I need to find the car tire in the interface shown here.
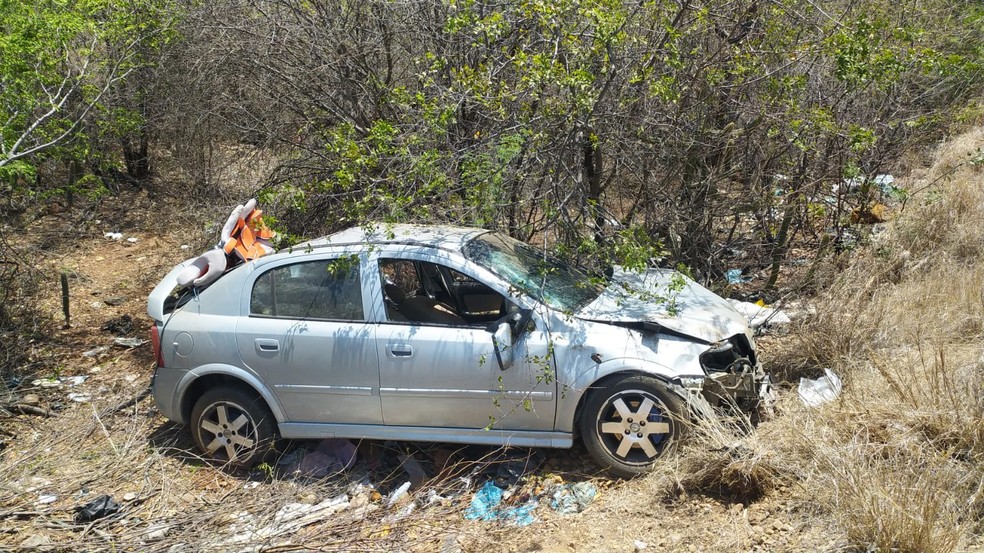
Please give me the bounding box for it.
[580,375,688,479]
[190,386,277,468]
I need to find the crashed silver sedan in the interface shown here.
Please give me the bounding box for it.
[148,224,771,477]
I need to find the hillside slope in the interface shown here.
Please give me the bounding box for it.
[3,128,984,552]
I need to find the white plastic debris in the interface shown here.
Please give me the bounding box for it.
[180,244,191,250]
[114,337,147,348]
[727,299,792,329]
[32,378,62,388]
[67,392,91,403]
[64,375,87,386]
[798,369,843,407]
[126,237,139,243]
[83,346,110,358]
[38,494,58,504]
[386,481,411,507]
[104,232,123,240]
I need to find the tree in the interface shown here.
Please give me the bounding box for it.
[0,0,176,192]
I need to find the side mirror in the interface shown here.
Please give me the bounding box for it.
[510,308,534,336]
[491,321,514,371]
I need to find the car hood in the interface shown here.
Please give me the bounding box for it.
[577,267,750,343]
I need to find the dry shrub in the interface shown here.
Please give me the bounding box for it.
[895,128,984,261]
[670,412,791,503]
[861,348,984,461]
[814,440,969,553]
[787,126,984,377]
[754,126,984,549]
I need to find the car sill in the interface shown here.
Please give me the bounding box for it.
[278,422,572,449]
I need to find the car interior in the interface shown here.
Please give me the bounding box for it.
[379,259,509,327]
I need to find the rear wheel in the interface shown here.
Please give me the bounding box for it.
[190,386,276,468]
[580,375,687,478]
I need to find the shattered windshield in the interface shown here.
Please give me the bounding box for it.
[463,232,605,312]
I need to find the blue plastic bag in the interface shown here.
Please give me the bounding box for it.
[464,481,537,526]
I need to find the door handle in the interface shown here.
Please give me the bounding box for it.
[390,345,413,358]
[255,338,280,353]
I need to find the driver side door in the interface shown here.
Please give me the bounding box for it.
[374,253,557,431]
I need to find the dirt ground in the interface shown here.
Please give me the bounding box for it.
[1,189,848,552]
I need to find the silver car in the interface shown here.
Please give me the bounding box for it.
[148,224,771,478]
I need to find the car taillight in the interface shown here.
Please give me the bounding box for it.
[150,324,164,367]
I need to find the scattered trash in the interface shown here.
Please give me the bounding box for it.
[282,439,357,479]
[64,375,87,386]
[799,369,843,407]
[38,494,58,505]
[386,482,411,507]
[548,481,597,514]
[398,453,430,488]
[126,237,139,243]
[383,501,416,522]
[90,301,104,309]
[75,495,121,523]
[318,438,357,469]
[725,269,751,285]
[32,378,62,388]
[104,232,123,240]
[294,451,345,479]
[727,299,792,329]
[224,494,351,546]
[101,315,134,336]
[67,392,91,403]
[180,244,191,250]
[487,449,545,487]
[82,346,109,357]
[144,524,169,540]
[464,481,537,526]
[634,540,649,551]
[114,337,147,348]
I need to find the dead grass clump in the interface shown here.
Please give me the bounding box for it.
[847,346,984,463]
[784,258,887,371]
[815,441,969,553]
[895,130,984,261]
[670,415,790,504]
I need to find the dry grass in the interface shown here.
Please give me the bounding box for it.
[0,390,492,552]
[727,125,984,552]
[654,125,984,552]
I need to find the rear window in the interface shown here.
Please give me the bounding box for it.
[250,258,364,321]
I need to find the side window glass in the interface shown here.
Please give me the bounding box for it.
[250,258,364,321]
[379,259,508,326]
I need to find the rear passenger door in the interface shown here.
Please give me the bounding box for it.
[236,255,382,425]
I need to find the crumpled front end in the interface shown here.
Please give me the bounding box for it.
[696,334,774,414]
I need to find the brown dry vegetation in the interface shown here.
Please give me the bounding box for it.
[4,127,984,552]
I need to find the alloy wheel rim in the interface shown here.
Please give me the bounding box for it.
[199,401,257,463]
[595,389,671,465]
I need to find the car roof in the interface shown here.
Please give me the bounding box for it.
[297,223,491,253]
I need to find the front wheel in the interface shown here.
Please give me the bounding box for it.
[580,375,687,478]
[190,386,276,468]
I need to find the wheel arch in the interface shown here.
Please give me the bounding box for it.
[177,365,284,425]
